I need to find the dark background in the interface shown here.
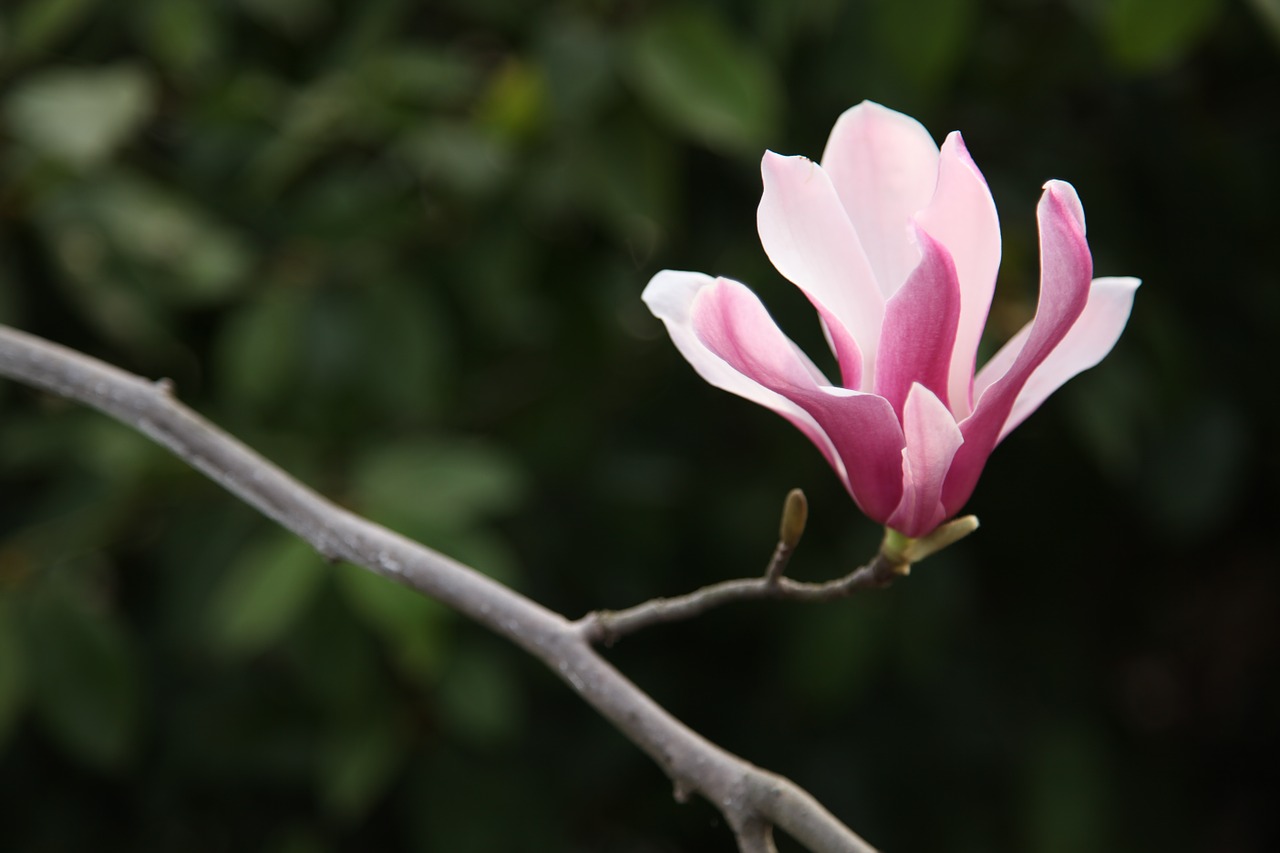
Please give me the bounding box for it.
[1,0,1277,850]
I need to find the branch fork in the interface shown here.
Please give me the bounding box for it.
[0,323,925,853]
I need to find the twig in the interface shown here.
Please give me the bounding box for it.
[578,485,905,646]
[580,553,901,645]
[0,324,878,853]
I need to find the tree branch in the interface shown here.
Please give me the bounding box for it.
[0,324,879,853]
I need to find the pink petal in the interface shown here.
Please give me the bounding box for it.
[688,278,908,522]
[819,101,941,297]
[757,151,878,385]
[997,275,1140,440]
[941,180,1094,514]
[886,383,965,538]
[642,271,847,479]
[915,132,1002,419]
[874,225,962,416]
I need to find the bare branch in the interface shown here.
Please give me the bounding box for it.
[0,324,879,853]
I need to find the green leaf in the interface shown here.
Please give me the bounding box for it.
[357,47,481,109]
[1101,0,1223,70]
[206,534,326,658]
[91,177,251,304]
[626,8,780,155]
[215,287,306,411]
[351,439,525,535]
[3,64,155,169]
[24,583,141,769]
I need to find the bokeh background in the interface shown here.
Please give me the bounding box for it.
[1,0,1277,850]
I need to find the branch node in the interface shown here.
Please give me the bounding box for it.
[153,377,176,396]
[579,612,616,647]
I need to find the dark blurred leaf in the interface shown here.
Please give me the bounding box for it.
[1247,0,1280,41]
[1023,725,1115,853]
[237,0,331,36]
[206,533,326,658]
[477,59,547,142]
[0,597,27,748]
[260,825,334,853]
[351,439,525,534]
[215,286,307,410]
[782,599,889,709]
[584,116,677,254]
[37,174,251,306]
[1140,399,1248,541]
[626,7,780,155]
[3,64,155,169]
[436,644,522,745]
[358,48,482,110]
[137,0,224,78]
[24,580,141,769]
[752,0,848,53]
[1100,0,1224,69]
[536,13,618,123]
[395,121,513,198]
[2,0,99,63]
[336,563,451,687]
[871,0,976,91]
[316,704,405,820]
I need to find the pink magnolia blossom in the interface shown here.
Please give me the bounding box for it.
[643,102,1138,539]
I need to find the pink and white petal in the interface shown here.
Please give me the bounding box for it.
[643,271,848,480]
[915,132,1002,419]
[758,151,882,378]
[812,388,908,524]
[973,321,1030,403]
[818,314,864,391]
[997,276,1140,441]
[819,101,941,296]
[941,180,1095,514]
[886,383,965,538]
[689,275,833,391]
[874,225,961,417]
[687,276,908,522]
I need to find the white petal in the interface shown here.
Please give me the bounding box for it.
[820,101,941,296]
[757,151,883,379]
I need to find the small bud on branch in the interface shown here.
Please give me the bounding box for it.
[779,488,808,548]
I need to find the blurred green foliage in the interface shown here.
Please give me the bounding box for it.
[1,0,1277,850]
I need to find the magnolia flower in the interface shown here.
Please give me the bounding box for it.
[643,102,1138,539]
